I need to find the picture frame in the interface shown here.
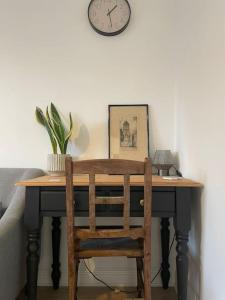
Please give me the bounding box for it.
[108,104,150,161]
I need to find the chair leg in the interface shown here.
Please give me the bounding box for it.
[144,240,151,300]
[136,258,144,298]
[74,258,80,300]
[68,260,75,300]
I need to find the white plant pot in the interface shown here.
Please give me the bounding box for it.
[47,154,69,176]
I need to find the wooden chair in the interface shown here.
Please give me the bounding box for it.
[65,157,152,300]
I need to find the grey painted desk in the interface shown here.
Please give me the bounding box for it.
[17,175,202,300]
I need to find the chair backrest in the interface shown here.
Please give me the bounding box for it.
[65,157,152,233]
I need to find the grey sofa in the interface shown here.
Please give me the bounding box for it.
[0,168,44,300]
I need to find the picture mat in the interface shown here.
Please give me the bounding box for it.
[109,106,149,161]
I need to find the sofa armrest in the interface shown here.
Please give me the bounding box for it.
[0,168,44,300]
[0,214,26,300]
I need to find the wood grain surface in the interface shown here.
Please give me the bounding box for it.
[16,175,202,187]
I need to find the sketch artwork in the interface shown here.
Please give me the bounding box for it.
[120,115,137,148]
[109,105,149,160]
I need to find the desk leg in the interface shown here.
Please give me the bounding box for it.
[176,230,189,300]
[51,217,61,289]
[174,187,191,300]
[27,230,40,300]
[160,218,170,289]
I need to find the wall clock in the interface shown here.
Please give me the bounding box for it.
[88,0,131,36]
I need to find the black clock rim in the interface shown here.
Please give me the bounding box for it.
[88,0,131,37]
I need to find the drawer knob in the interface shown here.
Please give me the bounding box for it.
[140,199,144,207]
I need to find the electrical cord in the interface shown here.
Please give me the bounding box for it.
[151,233,176,283]
[83,232,176,293]
[83,259,135,294]
[83,259,114,291]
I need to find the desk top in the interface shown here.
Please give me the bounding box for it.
[16,175,202,188]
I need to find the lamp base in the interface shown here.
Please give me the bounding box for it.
[159,169,170,176]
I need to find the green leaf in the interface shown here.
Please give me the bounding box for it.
[50,103,61,122]
[35,107,46,126]
[69,112,73,131]
[36,103,73,155]
[35,106,58,154]
[51,118,65,153]
[46,107,51,124]
[50,136,58,154]
[50,103,65,145]
[63,113,73,154]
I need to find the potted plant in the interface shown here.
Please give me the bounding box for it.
[35,103,73,175]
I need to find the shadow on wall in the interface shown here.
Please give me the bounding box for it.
[69,120,108,159]
[68,116,90,158]
[148,110,155,158]
[187,188,202,300]
[74,124,90,156]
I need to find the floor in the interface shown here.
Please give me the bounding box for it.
[18,287,177,300]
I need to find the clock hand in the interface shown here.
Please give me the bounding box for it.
[107,9,113,27]
[107,5,117,16]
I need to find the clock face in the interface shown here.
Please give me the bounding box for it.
[88,0,131,36]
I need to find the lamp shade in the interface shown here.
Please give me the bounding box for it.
[153,150,174,175]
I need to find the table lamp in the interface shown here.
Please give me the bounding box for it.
[153,150,174,176]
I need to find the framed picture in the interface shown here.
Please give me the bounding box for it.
[108,104,149,161]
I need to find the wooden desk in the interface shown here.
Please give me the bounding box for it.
[17,175,202,300]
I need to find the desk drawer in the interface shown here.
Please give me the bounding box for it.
[41,190,108,214]
[40,190,175,216]
[41,191,86,211]
[107,190,175,216]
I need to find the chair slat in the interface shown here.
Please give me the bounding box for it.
[75,227,145,240]
[123,174,130,230]
[78,249,143,258]
[73,159,145,175]
[89,173,96,231]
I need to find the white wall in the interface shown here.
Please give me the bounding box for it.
[0,0,176,287]
[175,1,225,299]
[0,0,176,168]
